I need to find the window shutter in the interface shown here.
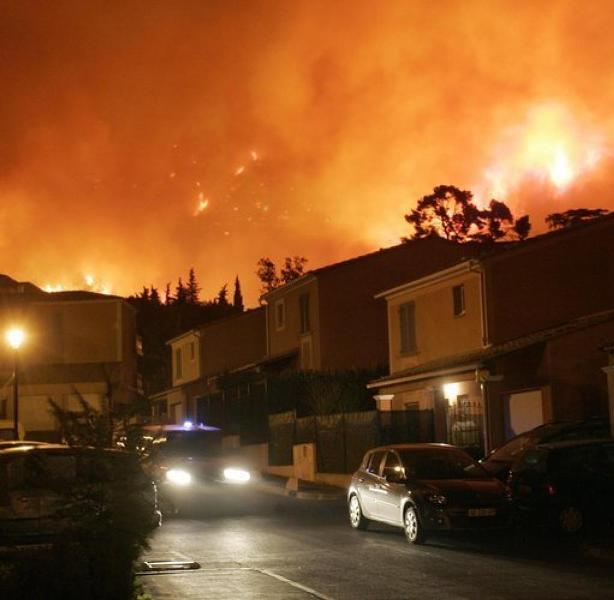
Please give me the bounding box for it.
[399,302,416,353]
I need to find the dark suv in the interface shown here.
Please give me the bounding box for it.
[508,438,614,534]
[481,419,610,481]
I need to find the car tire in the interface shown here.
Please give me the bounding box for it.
[348,494,370,530]
[557,504,584,535]
[404,505,426,545]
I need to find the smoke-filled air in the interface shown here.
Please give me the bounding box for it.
[2,0,614,303]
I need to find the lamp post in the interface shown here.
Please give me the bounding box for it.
[5,327,25,440]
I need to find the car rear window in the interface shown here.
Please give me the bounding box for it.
[2,451,147,490]
[399,449,490,480]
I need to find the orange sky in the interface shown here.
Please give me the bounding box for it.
[2,1,614,304]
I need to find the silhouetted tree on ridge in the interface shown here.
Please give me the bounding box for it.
[405,185,531,243]
[546,208,610,230]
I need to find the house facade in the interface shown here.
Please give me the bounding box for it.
[152,307,267,441]
[262,237,482,374]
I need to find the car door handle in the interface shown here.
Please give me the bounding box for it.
[358,478,364,483]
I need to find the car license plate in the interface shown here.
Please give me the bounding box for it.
[468,508,497,517]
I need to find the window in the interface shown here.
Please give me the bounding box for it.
[275,299,286,330]
[452,284,465,316]
[136,336,144,356]
[175,348,183,380]
[299,293,310,333]
[367,451,386,475]
[399,301,416,354]
[382,452,403,479]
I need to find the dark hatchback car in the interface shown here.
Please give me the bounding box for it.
[481,418,610,481]
[0,444,161,547]
[348,444,511,544]
[508,438,614,534]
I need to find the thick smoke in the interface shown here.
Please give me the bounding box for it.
[1,1,613,303]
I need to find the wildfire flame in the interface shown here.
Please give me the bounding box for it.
[481,102,604,198]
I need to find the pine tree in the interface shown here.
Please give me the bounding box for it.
[233,276,244,312]
[186,268,200,304]
[150,286,161,305]
[175,277,187,304]
[217,284,229,307]
[140,286,150,302]
[164,282,173,305]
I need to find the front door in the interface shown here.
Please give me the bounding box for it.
[358,450,386,519]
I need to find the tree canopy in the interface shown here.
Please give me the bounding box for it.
[405,185,531,243]
[256,256,308,295]
[545,208,610,230]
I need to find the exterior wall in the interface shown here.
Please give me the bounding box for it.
[0,298,139,439]
[317,238,480,370]
[201,308,266,377]
[485,318,614,450]
[485,216,614,344]
[266,278,320,368]
[386,271,483,374]
[170,331,201,387]
[28,300,124,364]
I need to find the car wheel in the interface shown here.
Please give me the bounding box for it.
[348,494,369,530]
[558,505,584,535]
[404,505,426,545]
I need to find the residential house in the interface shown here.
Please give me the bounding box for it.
[261,237,482,375]
[152,307,267,441]
[0,278,140,441]
[369,215,614,454]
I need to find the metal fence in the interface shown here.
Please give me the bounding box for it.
[268,409,435,473]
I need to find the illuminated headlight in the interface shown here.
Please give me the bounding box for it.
[166,468,192,486]
[223,467,251,484]
[426,493,447,506]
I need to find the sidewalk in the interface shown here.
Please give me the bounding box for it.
[255,473,346,501]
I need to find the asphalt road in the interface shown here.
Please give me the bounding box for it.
[140,488,614,600]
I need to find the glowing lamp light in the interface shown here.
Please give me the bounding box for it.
[183,420,193,430]
[6,328,25,350]
[443,383,460,403]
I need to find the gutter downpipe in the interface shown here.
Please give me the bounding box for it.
[470,260,491,455]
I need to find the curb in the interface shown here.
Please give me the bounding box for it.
[254,478,345,501]
[581,542,614,564]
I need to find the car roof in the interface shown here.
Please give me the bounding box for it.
[536,437,614,451]
[0,440,48,448]
[141,423,221,433]
[0,444,134,457]
[366,443,456,453]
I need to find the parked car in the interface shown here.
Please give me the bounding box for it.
[508,438,614,535]
[0,444,161,548]
[348,444,511,545]
[141,423,259,511]
[481,418,610,481]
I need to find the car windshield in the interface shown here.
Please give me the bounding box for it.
[487,423,570,462]
[399,449,490,480]
[153,430,223,457]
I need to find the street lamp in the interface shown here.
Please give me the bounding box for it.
[5,327,25,440]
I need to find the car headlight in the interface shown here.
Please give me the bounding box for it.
[426,493,447,506]
[166,468,192,486]
[223,467,251,484]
